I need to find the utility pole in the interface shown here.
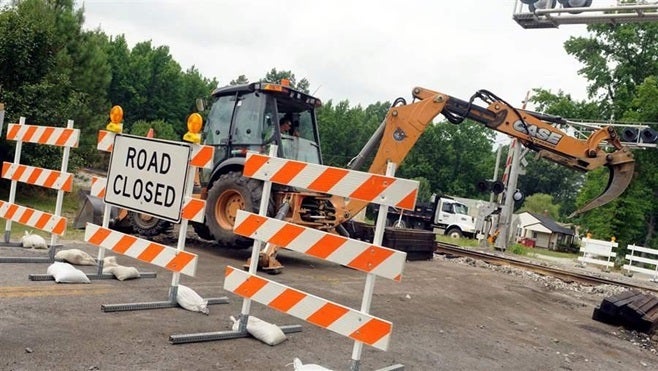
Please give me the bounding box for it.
[495,139,522,251]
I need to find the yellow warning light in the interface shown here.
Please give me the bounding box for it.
[106,105,124,133]
[109,105,123,124]
[187,113,203,133]
[183,113,203,144]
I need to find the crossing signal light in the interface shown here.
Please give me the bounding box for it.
[477,180,505,195]
[641,127,658,143]
[620,127,658,144]
[525,0,557,12]
[621,127,639,142]
[559,0,592,13]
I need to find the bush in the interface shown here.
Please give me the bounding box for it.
[508,243,528,256]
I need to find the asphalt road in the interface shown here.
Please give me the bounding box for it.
[1,236,656,370]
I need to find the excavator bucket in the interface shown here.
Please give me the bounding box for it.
[73,190,116,228]
[570,161,635,217]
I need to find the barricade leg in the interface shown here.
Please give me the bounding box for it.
[169,146,296,344]
[97,164,228,312]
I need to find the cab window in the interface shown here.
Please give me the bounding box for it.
[232,93,265,144]
[205,95,234,145]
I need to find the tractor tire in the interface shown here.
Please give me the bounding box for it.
[205,171,264,249]
[128,212,172,237]
[191,221,213,241]
[446,227,463,239]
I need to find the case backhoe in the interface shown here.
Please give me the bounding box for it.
[79,83,633,272]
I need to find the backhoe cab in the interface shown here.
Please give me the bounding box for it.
[192,81,347,259]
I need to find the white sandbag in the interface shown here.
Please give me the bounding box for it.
[21,231,47,249]
[111,265,140,281]
[102,265,115,275]
[47,262,90,284]
[231,315,287,346]
[292,358,332,371]
[176,284,209,314]
[54,248,96,265]
[103,256,118,267]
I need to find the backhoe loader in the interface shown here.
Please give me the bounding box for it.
[80,82,634,271]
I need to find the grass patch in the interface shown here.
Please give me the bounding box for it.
[436,234,481,248]
[528,248,578,259]
[508,243,528,256]
[0,183,86,242]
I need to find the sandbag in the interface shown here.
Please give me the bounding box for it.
[231,315,287,346]
[47,262,90,284]
[292,358,332,371]
[111,265,140,281]
[55,248,96,265]
[176,285,209,314]
[103,256,118,267]
[21,231,47,249]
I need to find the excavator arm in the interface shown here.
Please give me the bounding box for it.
[345,87,634,219]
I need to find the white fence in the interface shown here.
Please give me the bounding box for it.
[624,244,658,282]
[578,237,617,271]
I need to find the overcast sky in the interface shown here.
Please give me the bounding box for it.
[78,0,616,109]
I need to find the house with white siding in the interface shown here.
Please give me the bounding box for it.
[513,212,575,250]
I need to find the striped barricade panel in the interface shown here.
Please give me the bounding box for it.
[97,130,115,152]
[2,162,73,192]
[91,178,205,222]
[84,223,198,276]
[224,266,392,351]
[97,132,215,171]
[91,176,106,198]
[6,124,80,148]
[181,197,205,222]
[243,153,419,210]
[0,200,67,235]
[190,144,214,169]
[234,210,405,281]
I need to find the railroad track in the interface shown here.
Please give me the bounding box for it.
[435,242,658,294]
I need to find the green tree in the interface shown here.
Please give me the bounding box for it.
[564,22,658,118]
[229,74,249,85]
[129,119,178,141]
[518,193,560,220]
[541,23,658,248]
[0,0,111,169]
[399,119,496,198]
[262,68,310,93]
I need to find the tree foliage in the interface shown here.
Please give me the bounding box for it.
[542,23,658,248]
[518,193,560,220]
[0,1,217,170]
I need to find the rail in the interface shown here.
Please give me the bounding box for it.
[435,242,658,294]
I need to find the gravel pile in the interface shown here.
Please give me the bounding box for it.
[437,255,629,297]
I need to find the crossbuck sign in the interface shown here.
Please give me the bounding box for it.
[105,134,190,222]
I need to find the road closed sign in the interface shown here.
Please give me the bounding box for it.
[105,134,191,222]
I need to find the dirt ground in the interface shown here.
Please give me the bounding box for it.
[1,233,657,371]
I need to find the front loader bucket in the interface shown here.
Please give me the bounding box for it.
[73,190,116,228]
[570,161,635,217]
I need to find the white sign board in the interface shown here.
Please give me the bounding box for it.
[105,134,190,222]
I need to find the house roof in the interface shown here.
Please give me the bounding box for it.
[529,213,574,236]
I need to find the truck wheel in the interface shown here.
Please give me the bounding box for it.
[128,212,172,237]
[393,219,407,229]
[205,171,264,249]
[386,217,406,228]
[446,228,463,239]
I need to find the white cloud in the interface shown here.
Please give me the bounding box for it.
[80,0,607,108]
